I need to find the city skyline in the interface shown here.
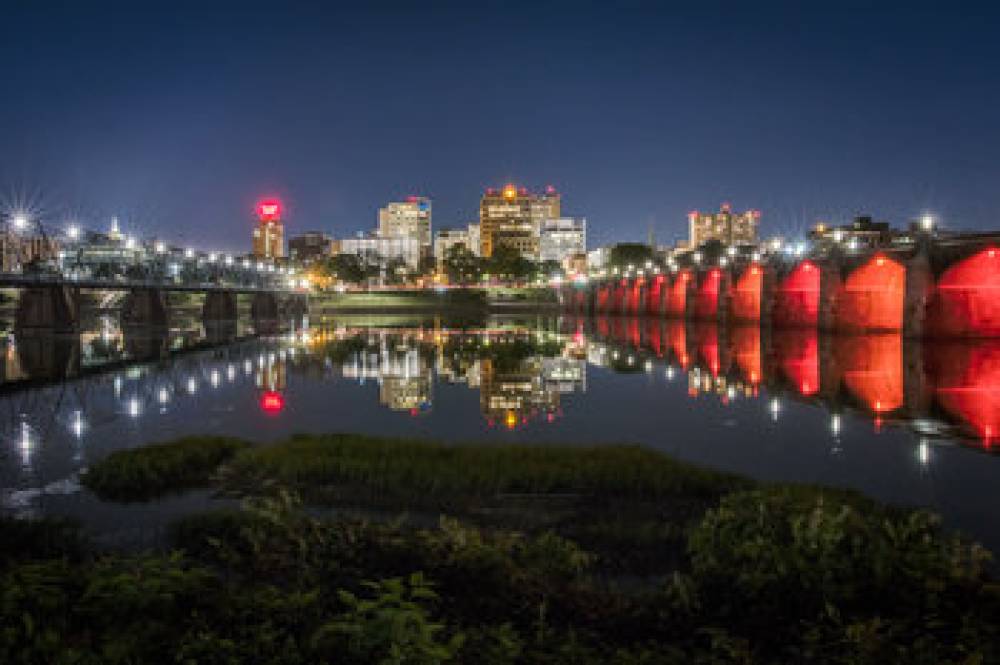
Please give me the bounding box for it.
[2,2,998,252]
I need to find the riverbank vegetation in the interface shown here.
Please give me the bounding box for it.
[6,434,998,663]
[81,436,249,501]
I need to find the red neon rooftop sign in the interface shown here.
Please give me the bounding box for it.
[257,199,282,221]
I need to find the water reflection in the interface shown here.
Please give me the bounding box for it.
[577,316,999,448]
[1,313,999,533]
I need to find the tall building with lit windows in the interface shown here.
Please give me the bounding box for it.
[478,184,560,258]
[252,199,285,259]
[379,197,432,249]
[688,203,759,248]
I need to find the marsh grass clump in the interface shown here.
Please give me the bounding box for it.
[82,436,250,501]
[222,433,749,504]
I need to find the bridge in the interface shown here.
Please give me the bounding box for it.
[0,217,307,331]
[560,234,1000,338]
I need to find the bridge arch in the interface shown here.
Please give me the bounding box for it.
[773,261,820,329]
[835,254,905,332]
[927,247,1000,337]
[731,264,763,322]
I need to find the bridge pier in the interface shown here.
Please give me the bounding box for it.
[121,288,169,328]
[251,292,280,321]
[281,294,309,320]
[203,291,238,322]
[14,332,81,380]
[15,286,79,332]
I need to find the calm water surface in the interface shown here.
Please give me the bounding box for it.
[1,313,998,551]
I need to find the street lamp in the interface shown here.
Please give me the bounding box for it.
[66,225,81,241]
[920,214,935,232]
[12,214,29,231]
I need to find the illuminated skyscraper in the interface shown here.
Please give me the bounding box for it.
[688,203,759,248]
[252,199,285,259]
[479,184,560,258]
[379,196,432,249]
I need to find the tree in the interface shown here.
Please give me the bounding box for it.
[608,243,654,270]
[487,246,535,283]
[319,254,368,284]
[443,245,482,284]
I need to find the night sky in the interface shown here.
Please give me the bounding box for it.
[1,1,998,252]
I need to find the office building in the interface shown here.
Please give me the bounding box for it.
[479,184,560,258]
[688,203,759,248]
[378,197,432,248]
[339,233,421,270]
[466,223,481,256]
[288,231,334,264]
[538,217,586,263]
[252,199,285,259]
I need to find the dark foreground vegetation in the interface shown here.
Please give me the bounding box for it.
[8,434,999,663]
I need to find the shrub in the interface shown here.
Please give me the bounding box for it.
[311,573,464,664]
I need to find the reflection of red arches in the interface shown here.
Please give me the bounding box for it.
[926,341,1000,445]
[666,271,690,317]
[645,318,663,356]
[694,269,721,320]
[732,264,762,321]
[928,247,1000,337]
[774,261,820,328]
[731,325,762,385]
[694,323,721,376]
[667,320,689,368]
[596,315,611,338]
[772,329,819,396]
[836,335,903,413]
[627,317,642,348]
[836,254,905,331]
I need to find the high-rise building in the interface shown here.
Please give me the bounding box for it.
[466,223,481,256]
[378,197,432,248]
[538,217,586,263]
[338,233,421,270]
[479,184,560,258]
[252,199,285,259]
[288,231,334,264]
[688,203,759,248]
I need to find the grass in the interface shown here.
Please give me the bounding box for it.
[81,436,250,501]
[220,433,749,503]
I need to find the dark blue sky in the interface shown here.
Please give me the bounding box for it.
[1,1,998,252]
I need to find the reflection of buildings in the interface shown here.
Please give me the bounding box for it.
[479,356,561,428]
[341,335,433,412]
[256,355,287,391]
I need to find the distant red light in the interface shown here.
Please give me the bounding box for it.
[260,390,285,414]
[257,199,282,222]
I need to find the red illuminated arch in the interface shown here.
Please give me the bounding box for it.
[666,271,690,317]
[773,261,820,328]
[731,264,762,322]
[836,254,905,332]
[694,269,721,320]
[928,247,1000,337]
